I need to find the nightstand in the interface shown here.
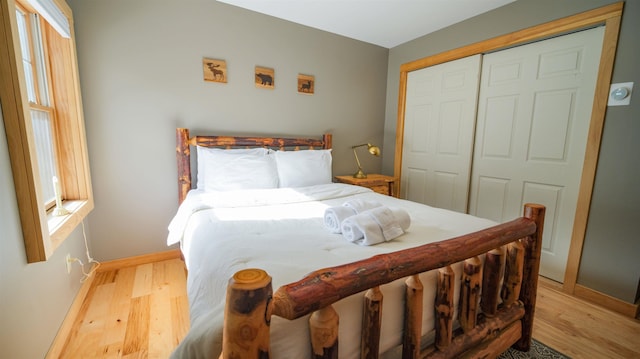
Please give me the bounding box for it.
[334,174,398,197]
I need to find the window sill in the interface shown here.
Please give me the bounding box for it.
[47,199,94,253]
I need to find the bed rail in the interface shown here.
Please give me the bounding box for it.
[220,203,545,358]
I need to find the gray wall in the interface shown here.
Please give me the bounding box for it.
[382,0,640,303]
[0,106,89,357]
[1,0,387,356]
[2,2,635,356]
[68,0,389,261]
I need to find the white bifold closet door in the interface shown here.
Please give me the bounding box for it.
[469,27,605,282]
[401,26,604,282]
[401,54,482,212]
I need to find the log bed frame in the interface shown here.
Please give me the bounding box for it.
[175,128,545,359]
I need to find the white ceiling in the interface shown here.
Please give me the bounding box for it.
[217,0,516,48]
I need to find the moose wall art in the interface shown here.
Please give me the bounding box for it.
[203,58,227,83]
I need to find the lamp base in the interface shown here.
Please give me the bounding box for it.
[353,169,367,179]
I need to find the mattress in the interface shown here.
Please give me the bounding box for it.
[167,183,496,358]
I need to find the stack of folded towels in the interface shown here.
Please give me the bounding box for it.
[323,199,411,246]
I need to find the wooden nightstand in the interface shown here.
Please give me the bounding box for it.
[334,174,398,197]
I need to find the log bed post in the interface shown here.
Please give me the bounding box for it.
[514,203,545,351]
[501,241,525,307]
[459,256,482,332]
[310,305,339,359]
[220,269,272,359]
[481,247,505,317]
[176,128,192,205]
[435,265,455,350]
[361,287,383,359]
[403,275,423,359]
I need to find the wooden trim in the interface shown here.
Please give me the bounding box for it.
[49,199,93,251]
[47,22,92,200]
[1,0,94,262]
[45,265,96,359]
[1,0,50,261]
[399,2,623,73]
[563,13,623,293]
[96,249,182,272]
[394,2,624,297]
[574,284,640,318]
[393,69,408,198]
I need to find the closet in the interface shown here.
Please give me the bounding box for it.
[399,27,604,282]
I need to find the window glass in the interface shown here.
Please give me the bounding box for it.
[15,8,37,102]
[15,4,58,208]
[31,108,57,205]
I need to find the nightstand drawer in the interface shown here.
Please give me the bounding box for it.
[334,174,398,197]
[369,184,392,196]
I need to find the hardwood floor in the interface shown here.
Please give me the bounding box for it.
[533,278,640,359]
[59,258,189,358]
[59,258,640,358]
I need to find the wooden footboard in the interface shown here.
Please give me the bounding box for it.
[219,203,545,358]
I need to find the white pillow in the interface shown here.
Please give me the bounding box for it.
[274,149,332,188]
[196,146,278,191]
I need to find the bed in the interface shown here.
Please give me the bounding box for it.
[169,128,545,359]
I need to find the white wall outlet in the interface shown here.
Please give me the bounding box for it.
[608,82,633,106]
[66,254,72,273]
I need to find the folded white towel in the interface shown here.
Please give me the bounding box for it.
[369,207,404,241]
[324,199,383,233]
[342,199,383,213]
[341,207,411,245]
[342,212,385,245]
[324,206,357,233]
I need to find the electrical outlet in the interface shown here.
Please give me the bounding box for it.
[66,254,72,274]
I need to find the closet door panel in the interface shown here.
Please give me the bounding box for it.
[401,54,482,212]
[469,27,605,282]
[474,176,509,222]
[404,168,428,204]
[522,182,562,254]
[480,96,517,158]
[529,90,574,161]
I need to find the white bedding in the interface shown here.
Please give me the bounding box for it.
[168,183,496,358]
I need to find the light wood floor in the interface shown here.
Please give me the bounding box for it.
[59,257,189,358]
[59,258,640,358]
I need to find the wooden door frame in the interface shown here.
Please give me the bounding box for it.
[394,3,625,307]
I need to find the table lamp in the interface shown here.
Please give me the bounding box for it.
[351,143,380,178]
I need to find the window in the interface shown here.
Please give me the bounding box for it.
[15,3,58,209]
[0,0,93,263]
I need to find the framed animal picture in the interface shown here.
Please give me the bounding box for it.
[297,74,315,95]
[255,66,275,89]
[203,58,227,83]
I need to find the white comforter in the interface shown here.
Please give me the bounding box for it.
[168,183,496,358]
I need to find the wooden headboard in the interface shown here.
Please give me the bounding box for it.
[175,128,333,204]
